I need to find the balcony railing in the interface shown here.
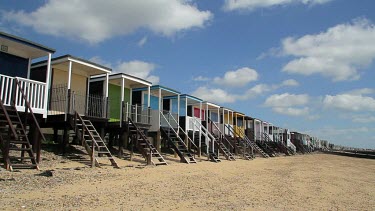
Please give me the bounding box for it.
[49,84,108,118]
[123,103,151,125]
[0,74,47,116]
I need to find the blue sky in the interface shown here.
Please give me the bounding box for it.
[1,0,375,148]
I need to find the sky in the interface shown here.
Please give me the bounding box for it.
[1,0,375,149]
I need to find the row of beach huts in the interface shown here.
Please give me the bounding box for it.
[0,31,332,171]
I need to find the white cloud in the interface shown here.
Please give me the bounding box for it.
[3,0,212,44]
[191,86,236,103]
[90,57,159,84]
[264,93,311,117]
[213,67,258,87]
[281,18,375,81]
[242,84,273,99]
[137,36,148,47]
[281,79,299,87]
[116,60,159,84]
[223,0,333,11]
[273,107,310,116]
[191,79,299,103]
[351,115,375,123]
[89,56,113,69]
[193,76,210,82]
[323,94,375,112]
[264,93,309,107]
[342,88,374,96]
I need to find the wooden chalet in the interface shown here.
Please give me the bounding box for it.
[135,85,198,164]
[0,31,55,170]
[31,54,119,168]
[0,31,321,171]
[89,73,167,166]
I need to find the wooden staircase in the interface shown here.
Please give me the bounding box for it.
[160,126,197,164]
[0,102,39,171]
[0,78,47,171]
[73,112,119,168]
[225,124,269,159]
[208,151,221,163]
[215,136,236,161]
[233,137,254,160]
[293,139,307,154]
[128,118,167,166]
[190,119,226,162]
[279,141,296,155]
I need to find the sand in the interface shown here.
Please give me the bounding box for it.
[0,150,374,210]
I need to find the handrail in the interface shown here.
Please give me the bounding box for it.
[16,77,46,85]
[207,117,234,149]
[190,118,217,151]
[75,111,98,148]
[14,79,46,143]
[225,123,257,149]
[160,111,199,150]
[74,111,97,167]
[128,117,151,148]
[165,111,199,150]
[124,102,151,124]
[0,99,18,140]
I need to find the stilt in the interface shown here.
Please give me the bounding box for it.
[33,126,42,163]
[100,127,105,139]
[156,131,161,153]
[118,131,127,157]
[53,127,59,143]
[62,127,69,152]
[108,132,114,147]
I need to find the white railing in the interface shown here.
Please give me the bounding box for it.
[191,118,217,154]
[123,103,151,125]
[287,139,297,153]
[160,111,198,150]
[187,116,201,131]
[0,74,47,115]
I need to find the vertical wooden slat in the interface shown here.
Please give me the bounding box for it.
[4,77,9,104]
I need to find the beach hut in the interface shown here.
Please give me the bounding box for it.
[291,132,309,153]
[227,111,255,159]
[31,55,119,168]
[262,121,273,142]
[136,85,198,164]
[220,107,234,137]
[242,116,270,158]
[233,112,245,138]
[31,55,111,120]
[89,73,167,166]
[177,95,202,139]
[252,120,276,157]
[0,31,55,170]
[283,128,296,154]
[200,102,235,161]
[90,73,152,126]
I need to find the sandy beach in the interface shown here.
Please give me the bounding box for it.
[1,149,374,210]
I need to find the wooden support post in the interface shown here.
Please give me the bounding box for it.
[53,127,59,144]
[33,126,42,163]
[147,147,152,165]
[100,127,105,139]
[130,134,134,161]
[118,131,127,157]
[108,132,114,148]
[91,139,95,168]
[156,131,161,153]
[62,127,69,153]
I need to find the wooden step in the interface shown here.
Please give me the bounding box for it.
[11,164,38,168]
[9,147,32,151]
